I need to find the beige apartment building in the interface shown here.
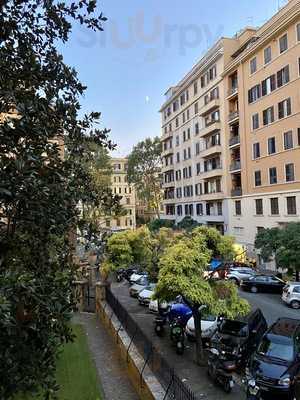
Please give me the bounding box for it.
[224,0,300,261]
[107,158,136,231]
[160,0,300,263]
[160,37,243,234]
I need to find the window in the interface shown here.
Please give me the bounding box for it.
[194,102,198,114]
[255,199,263,215]
[261,75,276,96]
[195,142,200,155]
[176,152,180,163]
[297,23,300,42]
[194,81,198,95]
[269,167,277,184]
[287,196,297,215]
[284,130,293,150]
[187,108,190,120]
[176,118,179,128]
[195,183,202,196]
[253,142,260,159]
[278,98,291,119]
[176,188,182,198]
[187,128,191,140]
[285,163,295,182]
[264,46,272,64]
[195,123,199,135]
[270,198,279,215]
[277,65,289,87]
[182,112,185,123]
[250,57,257,74]
[268,137,276,155]
[180,93,185,106]
[279,33,288,53]
[196,162,201,175]
[176,135,179,146]
[177,205,182,216]
[252,113,259,130]
[263,106,274,125]
[248,85,261,103]
[255,170,262,187]
[209,65,217,80]
[196,203,203,216]
[126,197,130,205]
[217,202,223,216]
[235,200,242,216]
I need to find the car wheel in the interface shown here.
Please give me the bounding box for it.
[291,300,300,310]
[250,286,258,293]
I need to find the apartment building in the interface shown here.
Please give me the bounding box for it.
[107,158,136,231]
[224,0,300,261]
[160,38,240,234]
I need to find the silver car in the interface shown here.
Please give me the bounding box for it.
[129,276,149,298]
[226,267,256,285]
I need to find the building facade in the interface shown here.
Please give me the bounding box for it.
[108,158,136,231]
[224,0,300,260]
[160,0,300,262]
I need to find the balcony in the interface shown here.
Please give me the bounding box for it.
[162,146,174,156]
[200,99,220,116]
[200,121,221,137]
[230,160,241,172]
[227,86,238,99]
[228,111,239,123]
[229,135,240,147]
[201,144,222,158]
[201,191,224,201]
[231,187,243,197]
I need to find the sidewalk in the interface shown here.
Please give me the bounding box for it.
[73,312,139,400]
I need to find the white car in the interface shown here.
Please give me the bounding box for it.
[138,283,156,306]
[129,276,149,297]
[282,282,300,309]
[129,272,147,285]
[149,299,169,313]
[185,315,218,340]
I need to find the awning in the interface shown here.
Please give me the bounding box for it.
[208,259,222,270]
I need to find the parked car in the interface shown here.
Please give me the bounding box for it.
[185,315,218,341]
[129,271,147,285]
[149,299,169,313]
[247,317,300,400]
[129,275,149,297]
[138,283,156,306]
[226,267,257,285]
[240,274,286,294]
[282,282,300,309]
[211,309,268,368]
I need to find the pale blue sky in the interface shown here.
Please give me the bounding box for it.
[63,0,287,156]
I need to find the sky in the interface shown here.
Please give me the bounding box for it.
[62,0,288,157]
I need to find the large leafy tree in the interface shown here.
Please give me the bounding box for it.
[127,137,162,219]
[255,223,300,280]
[155,227,249,364]
[0,1,114,398]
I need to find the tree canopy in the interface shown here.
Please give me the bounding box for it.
[127,137,162,219]
[0,1,114,398]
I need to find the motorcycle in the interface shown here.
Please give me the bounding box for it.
[170,317,185,355]
[207,348,235,393]
[154,302,170,336]
[116,268,125,282]
[246,379,261,399]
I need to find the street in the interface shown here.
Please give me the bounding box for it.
[239,289,300,324]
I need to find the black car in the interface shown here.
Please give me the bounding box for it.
[240,274,286,294]
[211,309,268,368]
[248,318,300,400]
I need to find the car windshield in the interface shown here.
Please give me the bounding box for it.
[137,277,148,285]
[219,320,248,337]
[258,337,294,362]
[202,315,216,322]
[145,284,156,291]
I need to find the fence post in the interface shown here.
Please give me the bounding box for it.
[126,326,138,363]
[139,346,153,387]
[73,280,88,312]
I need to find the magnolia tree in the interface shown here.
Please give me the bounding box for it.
[155,227,250,364]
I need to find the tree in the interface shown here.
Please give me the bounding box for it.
[255,223,300,280]
[177,216,200,231]
[127,137,162,219]
[0,1,113,398]
[155,228,249,364]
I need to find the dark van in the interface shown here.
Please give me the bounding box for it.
[211,309,268,367]
[248,318,300,400]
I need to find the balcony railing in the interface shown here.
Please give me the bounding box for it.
[229,135,240,147]
[231,187,243,197]
[228,111,239,122]
[230,160,241,171]
[228,86,238,97]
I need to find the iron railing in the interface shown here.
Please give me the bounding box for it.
[105,287,198,400]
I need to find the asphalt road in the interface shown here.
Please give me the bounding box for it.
[239,289,300,324]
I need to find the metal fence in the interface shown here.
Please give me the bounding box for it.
[105,287,198,400]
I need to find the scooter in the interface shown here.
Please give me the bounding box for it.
[154,302,170,336]
[246,379,261,399]
[207,348,235,393]
[170,317,185,355]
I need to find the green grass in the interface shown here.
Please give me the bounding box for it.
[15,324,102,400]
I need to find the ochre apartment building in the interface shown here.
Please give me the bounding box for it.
[160,0,300,265]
